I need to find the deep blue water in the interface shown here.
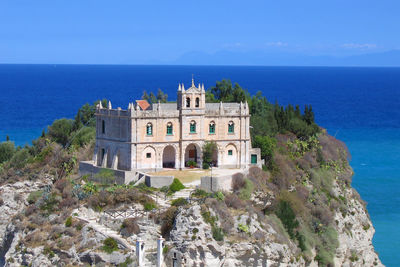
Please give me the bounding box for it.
[0,65,399,266]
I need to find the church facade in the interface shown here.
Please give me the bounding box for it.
[92,79,261,172]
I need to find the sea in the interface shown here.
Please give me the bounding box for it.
[0,65,399,266]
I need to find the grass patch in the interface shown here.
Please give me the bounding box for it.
[102,237,119,254]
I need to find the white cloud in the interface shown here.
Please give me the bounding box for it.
[265,41,288,47]
[341,43,377,49]
[222,42,243,48]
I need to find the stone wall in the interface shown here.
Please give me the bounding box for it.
[200,175,234,192]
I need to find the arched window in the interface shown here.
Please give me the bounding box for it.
[146,122,153,136]
[102,120,105,134]
[186,97,191,108]
[195,97,200,107]
[190,121,196,133]
[166,122,173,135]
[209,121,215,134]
[228,121,234,133]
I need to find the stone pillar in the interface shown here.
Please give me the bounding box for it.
[101,150,108,168]
[157,236,165,267]
[111,152,118,170]
[136,239,145,266]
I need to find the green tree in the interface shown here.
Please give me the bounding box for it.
[48,119,74,147]
[156,88,168,103]
[72,109,83,131]
[0,141,15,163]
[202,142,217,167]
[149,92,157,104]
[142,91,150,102]
[303,104,315,125]
[210,79,233,101]
[253,135,276,164]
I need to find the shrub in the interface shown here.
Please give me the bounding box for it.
[70,127,95,147]
[65,216,72,227]
[231,173,245,192]
[9,148,31,169]
[48,118,74,147]
[212,226,224,241]
[160,206,178,237]
[201,209,217,226]
[169,178,184,193]
[25,204,37,216]
[120,218,140,237]
[350,251,359,262]
[144,201,157,211]
[186,160,197,167]
[214,191,225,201]
[54,178,69,193]
[275,200,299,239]
[0,141,15,163]
[102,237,119,254]
[238,223,249,234]
[202,162,210,169]
[192,189,209,198]
[224,193,245,209]
[27,190,43,204]
[171,197,188,207]
[238,179,254,200]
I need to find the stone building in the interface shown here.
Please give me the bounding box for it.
[90,79,261,172]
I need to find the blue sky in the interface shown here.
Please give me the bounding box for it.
[0,0,399,65]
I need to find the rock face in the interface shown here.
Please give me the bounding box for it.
[333,185,383,267]
[0,174,383,266]
[0,177,52,265]
[165,181,384,267]
[168,205,306,266]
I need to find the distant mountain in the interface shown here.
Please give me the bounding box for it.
[172,49,400,67]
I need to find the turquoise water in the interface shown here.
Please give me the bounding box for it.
[0,65,398,266]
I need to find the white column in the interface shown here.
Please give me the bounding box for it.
[157,236,165,267]
[136,239,145,266]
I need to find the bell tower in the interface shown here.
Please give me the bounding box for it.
[177,77,205,110]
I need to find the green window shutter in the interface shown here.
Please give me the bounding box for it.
[209,123,215,134]
[228,150,233,156]
[190,122,196,133]
[228,122,234,133]
[147,124,152,135]
[167,124,173,135]
[251,154,257,164]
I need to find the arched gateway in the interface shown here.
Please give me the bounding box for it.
[162,145,176,168]
[184,143,201,167]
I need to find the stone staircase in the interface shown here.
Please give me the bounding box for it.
[170,188,194,200]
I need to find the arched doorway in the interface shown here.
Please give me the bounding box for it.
[185,143,200,167]
[162,145,176,168]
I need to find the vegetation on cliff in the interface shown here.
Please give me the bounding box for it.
[1,80,365,266]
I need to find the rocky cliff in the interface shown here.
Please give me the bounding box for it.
[0,131,383,267]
